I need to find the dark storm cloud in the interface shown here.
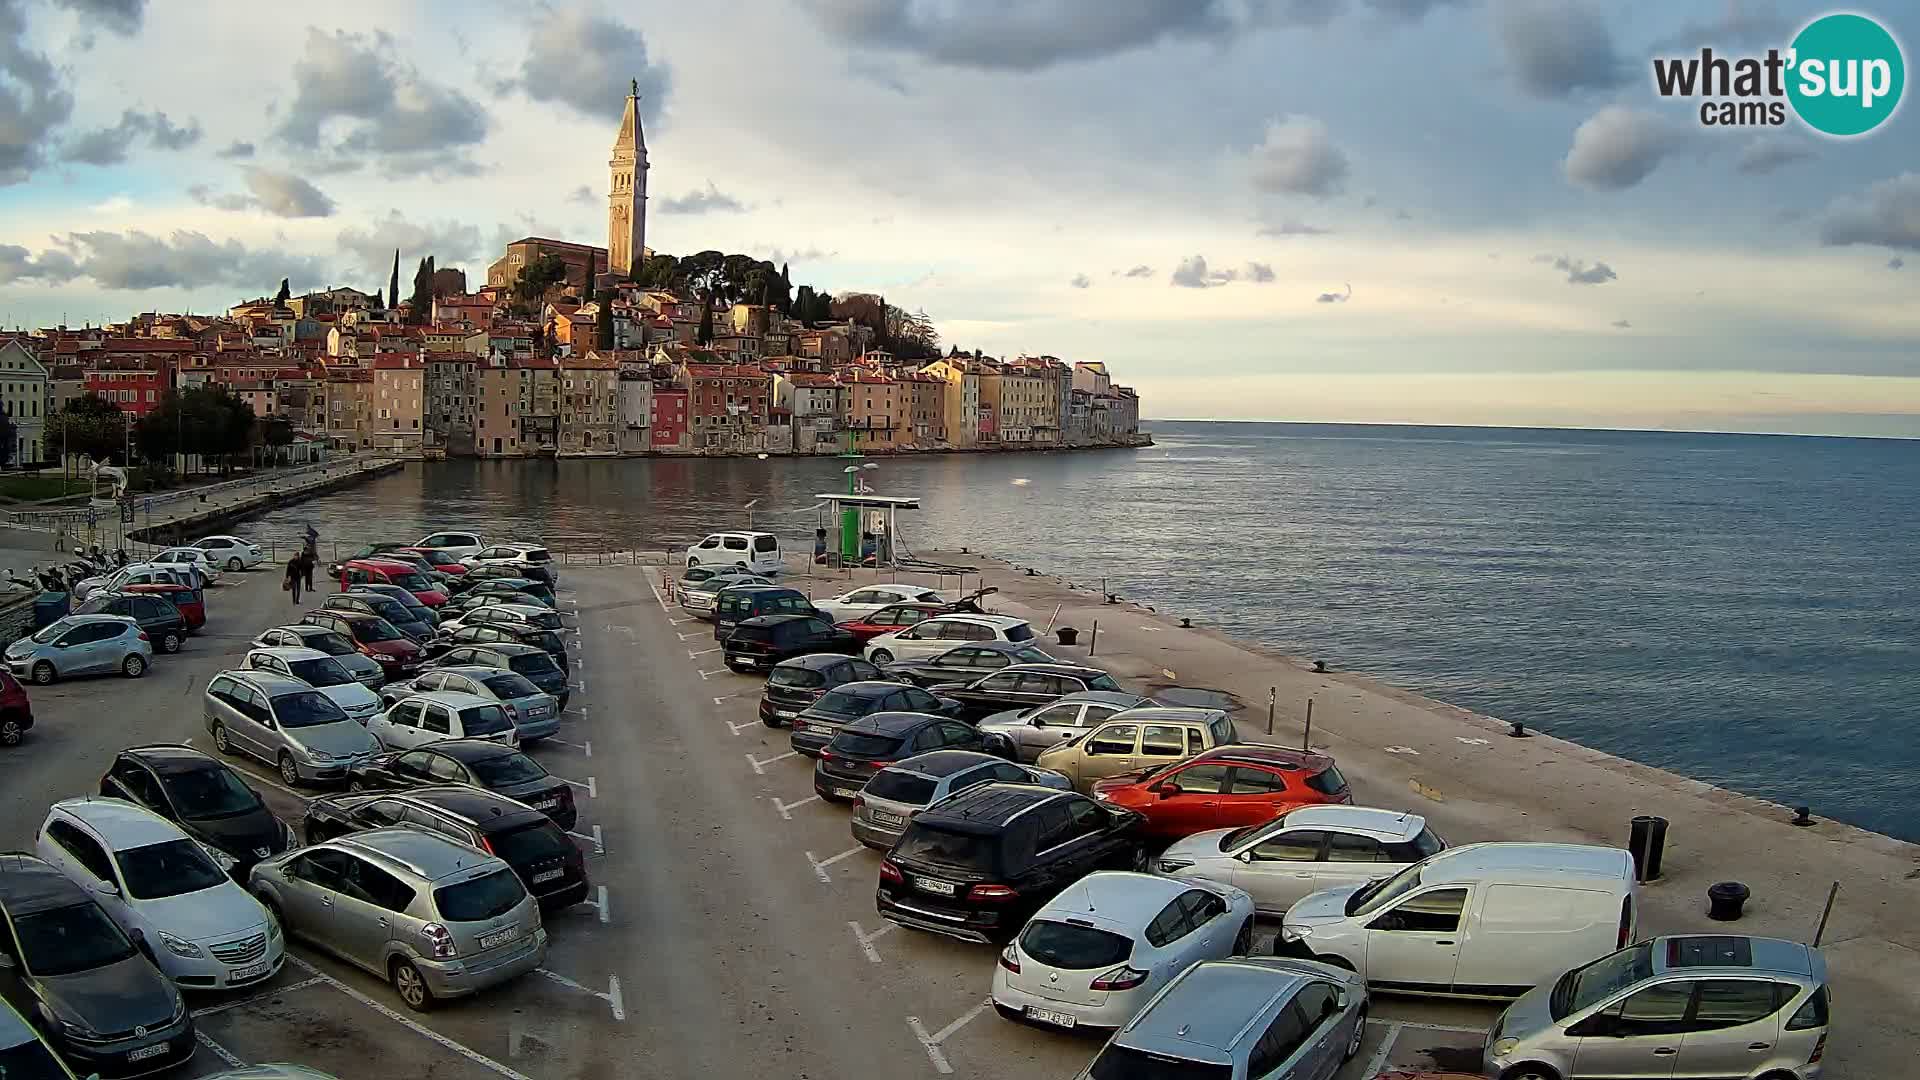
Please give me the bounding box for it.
[1491,0,1625,98]
[0,0,75,185]
[275,29,488,177]
[51,0,145,34]
[516,10,670,122]
[1539,254,1617,285]
[60,108,201,165]
[216,139,256,160]
[0,229,325,290]
[190,168,336,218]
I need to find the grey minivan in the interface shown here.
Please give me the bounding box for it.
[249,827,547,1011]
[205,670,382,786]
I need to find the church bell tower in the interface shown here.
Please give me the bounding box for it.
[608,79,648,281]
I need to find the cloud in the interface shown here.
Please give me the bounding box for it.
[1492,0,1625,98]
[51,0,146,35]
[1818,173,1920,252]
[566,184,596,206]
[1539,253,1618,285]
[0,229,325,290]
[337,211,484,276]
[1611,318,1631,329]
[762,246,830,265]
[516,10,669,122]
[242,168,335,217]
[657,180,746,215]
[1170,255,1238,288]
[1735,136,1814,176]
[1257,220,1332,236]
[1316,283,1353,303]
[275,29,488,176]
[1650,2,1791,52]
[1117,264,1154,278]
[1250,115,1348,198]
[59,108,201,165]
[1363,0,1468,17]
[1891,257,1906,271]
[1244,261,1275,282]
[1563,106,1682,191]
[215,139,255,160]
[0,0,76,185]
[1069,273,1091,288]
[802,0,1273,72]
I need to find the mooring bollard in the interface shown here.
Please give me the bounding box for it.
[1707,881,1750,921]
[1088,619,1098,656]
[1508,720,1530,738]
[1628,815,1668,883]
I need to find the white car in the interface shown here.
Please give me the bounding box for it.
[367,690,519,751]
[684,530,784,575]
[35,797,283,990]
[466,542,554,577]
[150,547,223,585]
[242,646,383,724]
[815,584,945,624]
[992,871,1255,1031]
[73,563,197,601]
[864,613,1038,666]
[1156,806,1449,917]
[435,602,565,636]
[250,624,386,687]
[415,530,486,561]
[194,534,267,570]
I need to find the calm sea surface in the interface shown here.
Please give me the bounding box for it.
[235,422,1920,841]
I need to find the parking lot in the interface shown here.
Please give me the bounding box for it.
[0,562,1497,1078]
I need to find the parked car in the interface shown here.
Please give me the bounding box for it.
[439,591,547,622]
[251,624,384,687]
[248,827,547,1010]
[1072,957,1368,1080]
[341,741,576,829]
[815,712,1012,803]
[147,547,222,586]
[4,614,150,684]
[340,584,438,633]
[712,585,820,642]
[1092,745,1354,840]
[414,530,486,561]
[677,572,771,618]
[74,563,195,602]
[876,783,1148,944]
[380,666,559,741]
[815,584,946,624]
[465,577,556,606]
[993,871,1257,1031]
[684,530,783,575]
[329,548,454,591]
[399,547,471,577]
[789,680,961,758]
[864,613,1038,666]
[0,670,31,748]
[203,669,383,786]
[0,996,79,1080]
[324,591,435,644]
[369,691,518,751]
[931,662,1128,722]
[454,564,552,593]
[723,613,861,672]
[194,534,266,571]
[0,854,194,1077]
[1485,935,1830,1080]
[1277,842,1639,999]
[97,745,297,879]
[877,640,1059,687]
[118,583,204,634]
[73,591,189,655]
[300,787,589,910]
[338,559,447,609]
[852,750,1069,851]
[466,543,557,585]
[325,543,419,574]
[978,691,1158,763]
[834,600,952,644]
[36,797,282,991]
[299,610,424,680]
[427,623,569,676]
[1158,806,1448,917]
[424,642,569,710]
[759,654,881,727]
[243,647,383,723]
[1035,707,1241,793]
[438,602,564,637]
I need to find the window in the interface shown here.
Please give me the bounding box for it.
[362,800,408,827]
[1140,725,1187,756]
[1030,804,1073,851]
[1062,798,1108,839]
[45,820,117,884]
[1252,830,1323,862]
[1785,985,1828,1030]
[1326,833,1387,863]
[1167,763,1230,794]
[424,754,465,782]
[1606,981,1694,1037]
[1087,725,1137,756]
[1246,1000,1311,1077]
[1144,899,1196,947]
[1178,889,1228,930]
[423,706,453,735]
[1691,979,1784,1030]
[112,762,168,810]
[1291,982,1338,1027]
[1228,767,1289,794]
[1371,888,1467,933]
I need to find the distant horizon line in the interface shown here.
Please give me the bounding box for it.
[1141,417,1920,443]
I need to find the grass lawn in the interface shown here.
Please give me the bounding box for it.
[0,473,94,502]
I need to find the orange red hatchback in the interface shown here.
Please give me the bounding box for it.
[1091,744,1352,841]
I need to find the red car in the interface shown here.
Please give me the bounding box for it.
[400,547,470,576]
[120,582,205,632]
[339,557,448,608]
[1092,744,1352,840]
[0,670,32,746]
[835,601,951,643]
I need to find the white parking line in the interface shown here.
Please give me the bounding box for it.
[848,919,896,964]
[533,967,625,1022]
[286,956,534,1080]
[195,1029,245,1068]
[603,623,634,636]
[771,794,821,820]
[191,976,326,1019]
[806,845,865,883]
[543,737,592,756]
[608,976,625,1021]
[670,616,697,626]
[907,999,991,1075]
[687,647,721,659]
[712,693,740,704]
[647,576,672,614]
[678,631,706,641]
[595,884,610,924]
[1363,1021,1403,1078]
[555,774,597,798]
[747,750,798,774]
[726,718,761,736]
[566,825,605,856]
[697,667,730,679]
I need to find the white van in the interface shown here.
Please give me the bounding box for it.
[685,531,783,576]
[1276,842,1637,999]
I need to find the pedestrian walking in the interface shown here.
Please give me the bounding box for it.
[300,550,316,592]
[284,555,303,604]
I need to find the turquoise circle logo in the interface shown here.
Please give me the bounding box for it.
[1787,13,1905,137]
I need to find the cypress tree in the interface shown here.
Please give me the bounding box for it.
[596,293,614,350]
[697,301,714,345]
[388,249,401,311]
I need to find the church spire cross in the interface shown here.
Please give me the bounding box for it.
[630,77,638,98]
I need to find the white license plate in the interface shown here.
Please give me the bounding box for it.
[915,877,957,896]
[870,811,905,827]
[833,787,860,799]
[1024,1006,1077,1029]
[230,960,271,981]
[532,868,564,884]
[774,709,797,718]
[478,927,517,949]
[127,1044,169,1063]
[533,798,559,809]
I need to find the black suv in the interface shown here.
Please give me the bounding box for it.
[428,622,570,674]
[301,786,589,909]
[724,614,861,672]
[342,740,577,829]
[74,591,189,654]
[713,586,821,643]
[760,654,881,727]
[97,745,294,878]
[930,662,1128,721]
[426,641,570,708]
[877,783,1146,944]
[814,712,1010,802]
[789,680,961,758]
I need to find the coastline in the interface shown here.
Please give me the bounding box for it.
[399,435,1155,461]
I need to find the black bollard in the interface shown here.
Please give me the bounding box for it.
[1707,881,1750,921]
[1628,816,1668,883]
[1791,806,1815,827]
[1508,720,1530,738]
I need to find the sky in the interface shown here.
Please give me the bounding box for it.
[1,0,1917,437]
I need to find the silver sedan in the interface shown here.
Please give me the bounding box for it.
[976,691,1156,763]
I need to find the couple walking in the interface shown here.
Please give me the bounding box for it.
[284,524,320,603]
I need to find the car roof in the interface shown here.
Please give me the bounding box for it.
[248,646,329,662]
[774,653,854,671]
[347,557,415,570]
[427,666,520,680]
[485,603,550,616]
[1197,744,1333,772]
[998,662,1108,678]
[465,642,544,656]
[496,542,547,552]
[1412,842,1633,886]
[722,584,800,596]
[56,613,137,627]
[275,623,334,636]
[220,669,317,695]
[120,743,226,775]
[924,613,1027,629]
[332,826,497,882]
[361,786,545,829]
[1653,935,1818,977]
[1277,805,1424,840]
[916,783,1065,833]
[1039,871,1189,930]
[844,710,945,736]
[1120,960,1321,1056]
[428,738,525,763]
[740,613,814,627]
[1107,706,1228,725]
[1051,690,1151,707]
[949,640,1048,655]
[704,530,774,539]
[0,852,94,914]
[893,750,1004,779]
[51,796,187,848]
[396,690,495,710]
[827,680,913,699]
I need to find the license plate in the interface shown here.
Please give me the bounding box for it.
[127,1044,169,1063]
[833,787,860,799]
[532,869,564,884]
[774,709,797,718]
[1024,1006,1077,1029]
[478,926,517,949]
[533,798,559,809]
[915,877,957,896]
[870,810,905,827]
[231,960,271,981]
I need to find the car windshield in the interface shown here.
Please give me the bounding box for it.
[1003,624,1034,642]
[1089,1046,1230,1080]
[1020,920,1134,970]
[12,902,138,977]
[480,673,539,698]
[287,657,354,687]
[1220,818,1283,851]
[489,820,571,865]
[862,770,938,805]
[360,598,411,622]
[1553,943,1655,1020]
[507,653,560,678]
[1086,674,1123,691]
[306,632,357,657]
[164,765,263,820]
[516,610,562,630]
[1348,861,1423,916]
[1011,646,1053,665]
[274,690,352,729]
[432,869,527,922]
[812,688,878,719]
[459,705,512,736]
[351,618,406,643]
[769,665,825,689]
[469,753,548,786]
[1306,764,1350,796]
[893,824,999,873]
[0,1036,69,1079]
[391,572,432,591]
[828,732,904,758]
[28,619,74,644]
[117,838,229,900]
[524,631,564,652]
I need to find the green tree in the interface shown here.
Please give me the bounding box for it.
[777,262,792,315]
[696,302,714,345]
[260,414,295,465]
[48,394,126,465]
[637,253,679,289]
[408,257,432,321]
[274,278,290,303]
[513,254,570,313]
[388,249,401,311]
[0,410,15,467]
[595,293,614,350]
[793,285,816,327]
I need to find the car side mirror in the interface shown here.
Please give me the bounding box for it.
[1158,782,1183,797]
[95,882,120,898]
[1030,716,1046,727]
